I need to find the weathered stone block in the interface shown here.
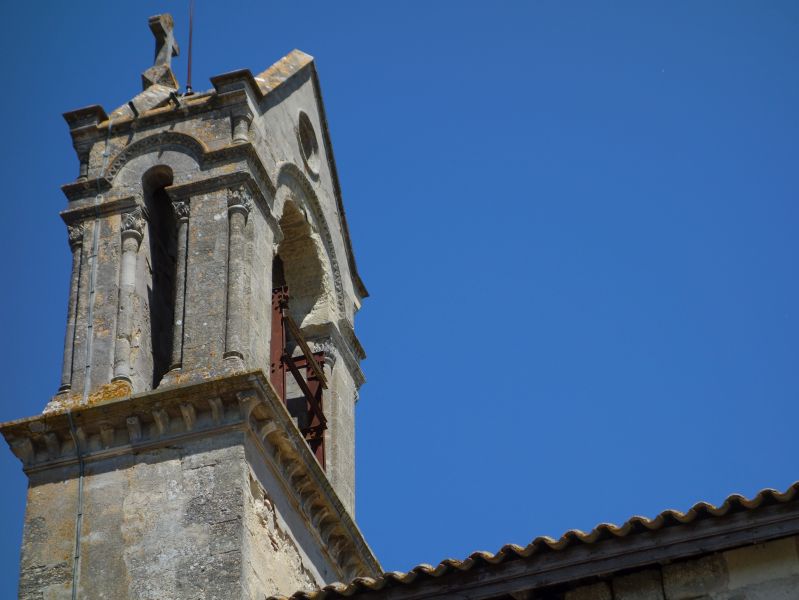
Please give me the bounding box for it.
[565,581,613,600]
[662,553,728,599]
[723,537,799,590]
[612,569,665,600]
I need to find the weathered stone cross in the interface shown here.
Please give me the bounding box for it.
[148,14,179,68]
[141,14,180,90]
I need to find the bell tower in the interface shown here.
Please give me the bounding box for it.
[2,13,377,599]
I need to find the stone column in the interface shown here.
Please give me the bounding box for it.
[75,144,91,182]
[113,207,145,384]
[169,200,190,370]
[231,106,252,144]
[58,223,85,392]
[224,186,252,365]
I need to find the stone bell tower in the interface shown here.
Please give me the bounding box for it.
[1,13,377,599]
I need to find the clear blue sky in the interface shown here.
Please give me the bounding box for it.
[0,0,797,593]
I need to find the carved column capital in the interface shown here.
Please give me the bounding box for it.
[171,200,190,222]
[227,186,253,218]
[67,223,85,250]
[310,338,338,368]
[120,207,146,243]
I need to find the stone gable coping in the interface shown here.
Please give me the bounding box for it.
[0,370,381,582]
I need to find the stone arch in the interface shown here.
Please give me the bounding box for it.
[105,131,206,183]
[274,162,346,318]
[274,200,331,327]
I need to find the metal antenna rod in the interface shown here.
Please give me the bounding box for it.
[185,0,195,95]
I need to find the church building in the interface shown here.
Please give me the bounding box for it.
[2,13,799,600]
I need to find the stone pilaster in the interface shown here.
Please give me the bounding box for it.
[113,207,145,386]
[224,186,252,367]
[59,223,85,392]
[169,200,190,371]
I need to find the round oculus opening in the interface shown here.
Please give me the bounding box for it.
[298,111,320,175]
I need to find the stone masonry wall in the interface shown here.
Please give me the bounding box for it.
[325,360,356,513]
[18,429,336,599]
[564,535,799,600]
[242,435,341,598]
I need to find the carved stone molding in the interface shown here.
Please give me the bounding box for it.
[105,131,206,181]
[171,200,190,221]
[276,162,346,317]
[120,206,146,240]
[310,338,338,368]
[227,185,253,217]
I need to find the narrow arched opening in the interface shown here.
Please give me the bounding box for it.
[270,200,331,466]
[275,201,327,326]
[142,165,176,388]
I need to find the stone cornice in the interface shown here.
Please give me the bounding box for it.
[60,195,140,225]
[61,178,112,202]
[61,140,276,205]
[211,69,267,101]
[0,371,380,581]
[63,105,108,130]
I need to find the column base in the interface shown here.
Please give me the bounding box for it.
[223,352,246,373]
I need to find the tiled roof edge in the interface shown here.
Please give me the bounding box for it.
[272,480,799,599]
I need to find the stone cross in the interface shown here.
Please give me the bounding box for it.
[141,14,180,90]
[148,14,179,68]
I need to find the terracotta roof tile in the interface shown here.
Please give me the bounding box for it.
[270,481,799,599]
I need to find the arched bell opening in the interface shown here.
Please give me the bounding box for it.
[275,201,329,326]
[270,199,332,467]
[142,165,176,389]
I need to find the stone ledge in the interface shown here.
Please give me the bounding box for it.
[0,370,381,582]
[61,138,276,205]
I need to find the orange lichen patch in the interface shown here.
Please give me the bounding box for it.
[86,380,133,406]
